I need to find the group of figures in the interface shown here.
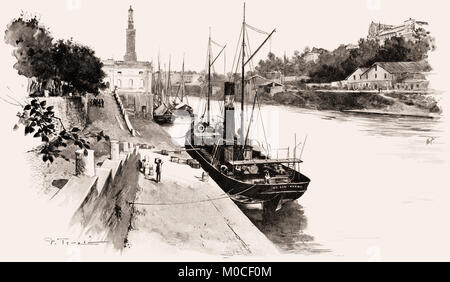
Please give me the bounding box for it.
[89,98,105,108]
[138,156,163,183]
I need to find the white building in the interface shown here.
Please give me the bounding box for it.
[103,59,152,94]
[368,18,429,44]
[102,6,153,116]
[344,67,369,90]
[345,61,430,91]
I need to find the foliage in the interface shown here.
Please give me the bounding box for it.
[5,13,109,164]
[4,14,106,96]
[4,13,53,78]
[255,28,436,83]
[50,39,107,95]
[308,35,434,83]
[255,52,285,75]
[17,97,109,163]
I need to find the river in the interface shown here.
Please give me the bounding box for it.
[163,96,450,261]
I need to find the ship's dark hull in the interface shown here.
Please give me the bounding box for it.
[153,112,174,124]
[185,132,310,205]
[154,117,173,124]
[154,105,193,124]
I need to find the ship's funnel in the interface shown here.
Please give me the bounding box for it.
[224,81,235,96]
[224,82,235,146]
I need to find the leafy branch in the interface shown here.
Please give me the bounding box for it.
[17,97,109,163]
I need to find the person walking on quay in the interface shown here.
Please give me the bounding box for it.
[264,169,271,184]
[155,158,163,183]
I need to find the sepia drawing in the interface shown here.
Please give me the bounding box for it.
[0,0,448,262]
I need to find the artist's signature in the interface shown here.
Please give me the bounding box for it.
[44,236,108,247]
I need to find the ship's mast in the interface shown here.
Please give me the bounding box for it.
[163,63,167,106]
[181,54,185,102]
[240,3,246,147]
[167,56,172,105]
[207,27,212,125]
[157,54,161,105]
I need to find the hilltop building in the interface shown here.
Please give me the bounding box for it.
[102,6,153,117]
[304,47,327,63]
[368,18,429,44]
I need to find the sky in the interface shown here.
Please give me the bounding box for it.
[0,0,448,74]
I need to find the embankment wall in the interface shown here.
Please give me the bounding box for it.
[52,144,141,250]
[42,96,88,130]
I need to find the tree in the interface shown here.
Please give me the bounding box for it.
[5,14,106,96]
[4,13,53,80]
[308,45,350,82]
[5,13,108,164]
[309,33,435,83]
[241,27,436,83]
[255,52,284,76]
[375,37,410,62]
[52,39,106,95]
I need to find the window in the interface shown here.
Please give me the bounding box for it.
[118,71,122,74]
[117,79,121,88]
[129,79,133,88]
[140,79,144,89]
[385,73,387,79]
[375,74,377,79]
[353,75,356,80]
[374,65,377,71]
[139,71,144,75]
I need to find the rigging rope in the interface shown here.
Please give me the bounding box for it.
[211,39,225,48]
[245,26,255,73]
[230,25,243,80]
[245,23,272,53]
[245,23,270,35]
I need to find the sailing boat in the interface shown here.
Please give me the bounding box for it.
[172,56,194,117]
[153,56,175,124]
[184,4,310,218]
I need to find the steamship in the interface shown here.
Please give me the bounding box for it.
[185,4,310,216]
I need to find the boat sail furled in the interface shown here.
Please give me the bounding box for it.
[172,55,194,117]
[154,54,194,123]
[185,3,310,218]
[153,55,174,124]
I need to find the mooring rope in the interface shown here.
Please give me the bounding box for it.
[128,195,230,206]
[127,191,277,207]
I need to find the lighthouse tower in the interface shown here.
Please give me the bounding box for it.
[124,5,137,62]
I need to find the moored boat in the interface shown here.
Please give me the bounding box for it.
[185,4,311,218]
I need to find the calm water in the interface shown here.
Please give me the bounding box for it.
[164,96,450,261]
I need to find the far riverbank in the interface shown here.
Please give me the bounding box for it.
[183,86,442,118]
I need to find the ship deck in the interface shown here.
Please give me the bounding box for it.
[228,158,303,166]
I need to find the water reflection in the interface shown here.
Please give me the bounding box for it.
[164,96,448,258]
[238,202,330,254]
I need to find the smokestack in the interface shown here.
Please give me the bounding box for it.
[223,82,235,146]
